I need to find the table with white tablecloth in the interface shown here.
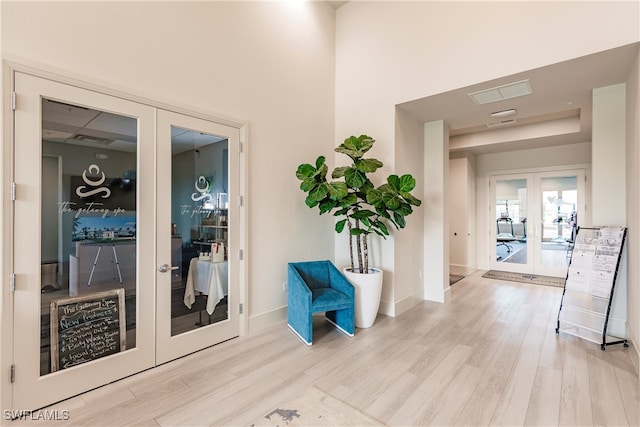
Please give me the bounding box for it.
[183,258,228,315]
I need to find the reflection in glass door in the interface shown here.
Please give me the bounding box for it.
[155,110,240,365]
[169,127,229,336]
[534,171,585,277]
[492,176,531,273]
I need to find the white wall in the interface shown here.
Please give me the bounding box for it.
[336,1,639,307]
[1,1,337,329]
[625,47,640,374]
[393,109,425,315]
[593,84,627,225]
[592,84,628,338]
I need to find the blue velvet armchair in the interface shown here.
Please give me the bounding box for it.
[287,260,355,345]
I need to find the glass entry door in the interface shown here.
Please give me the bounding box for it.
[11,72,242,410]
[490,170,585,277]
[533,171,585,277]
[12,72,156,410]
[490,175,532,273]
[155,109,240,364]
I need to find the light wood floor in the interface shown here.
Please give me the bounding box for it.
[15,270,640,426]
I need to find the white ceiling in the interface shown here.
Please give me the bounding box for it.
[398,43,639,155]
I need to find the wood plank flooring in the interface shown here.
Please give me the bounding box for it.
[12,270,640,426]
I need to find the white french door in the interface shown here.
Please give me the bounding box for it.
[12,72,156,410]
[490,169,585,277]
[10,72,241,410]
[155,109,240,364]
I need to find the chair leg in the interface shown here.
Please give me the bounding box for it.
[287,323,313,346]
[326,308,354,337]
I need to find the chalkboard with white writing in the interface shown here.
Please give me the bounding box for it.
[50,288,126,372]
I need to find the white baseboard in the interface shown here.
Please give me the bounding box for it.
[449,263,477,276]
[394,294,423,317]
[249,305,287,334]
[378,298,393,317]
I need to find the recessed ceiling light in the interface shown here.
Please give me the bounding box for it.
[491,108,517,118]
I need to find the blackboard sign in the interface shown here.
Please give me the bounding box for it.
[50,288,126,372]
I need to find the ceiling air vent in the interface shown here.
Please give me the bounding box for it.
[486,119,517,128]
[469,80,532,105]
[72,134,114,145]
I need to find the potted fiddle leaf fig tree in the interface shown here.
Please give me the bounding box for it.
[295,134,421,328]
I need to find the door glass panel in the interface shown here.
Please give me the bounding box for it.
[540,176,577,270]
[40,99,138,375]
[170,126,229,336]
[495,178,528,265]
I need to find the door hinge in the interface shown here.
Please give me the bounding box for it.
[239,303,243,314]
[11,92,16,111]
[10,182,16,201]
[10,364,15,383]
[10,273,15,293]
[238,195,243,207]
[239,249,243,261]
[239,141,244,153]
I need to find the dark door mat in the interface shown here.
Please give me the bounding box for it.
[482,270,565,287]
[449,274,465,285]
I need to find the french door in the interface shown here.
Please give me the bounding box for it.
[490,169,585,277]
[155,109,240,364]
[10,72,240,410]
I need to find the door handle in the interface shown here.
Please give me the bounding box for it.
[158,264,179,273]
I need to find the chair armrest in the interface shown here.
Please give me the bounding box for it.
[327,263,354,299]
[288,264,312,302]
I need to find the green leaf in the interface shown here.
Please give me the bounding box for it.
[309,183,328,202]
[332,166,349,179]
[350,228,365,236]
[300,178,317,192]
[339,193,358,207]
[399,174,416,192]
[356,158,383,173]
[319,199,336,214]
[305,194,319,208]
[366,189,383,207]
[334,207,349,216]
[394,212,406,228]
[376,221,389,236]
[351,209,375,220]
[387,174,400,189]
[335,219,347,233]
[327,181,348,200]
[398,203,413,216]
[382,192,401,209]
[401,192,422,206]
[315,156,326,170]
[345,168,366,188]
[316,162,328,180]
[296,163,315,180]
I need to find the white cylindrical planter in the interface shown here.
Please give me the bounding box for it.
[343,267,383,328]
